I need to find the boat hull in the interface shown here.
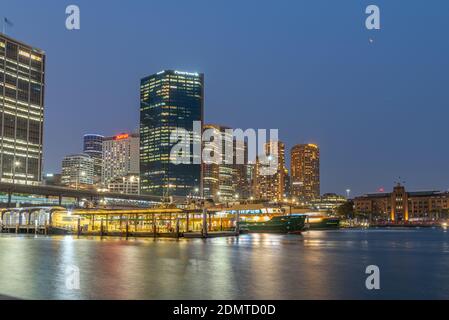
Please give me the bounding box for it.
[308,218,341,230]
[239,215,306,234]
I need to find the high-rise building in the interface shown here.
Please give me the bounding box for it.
[202,124,235,202]
[61,154,94,188]
[255,140,286,202]
[291,144,320,203]
[102,133,139,185]
[140,70,203,198]
[283,168,291,198]
[0,34,45,185]
[83,134,104,184]
[246,161,256,199]
[233,139,252,200]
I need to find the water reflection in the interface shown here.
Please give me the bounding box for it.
[0,229,449,299]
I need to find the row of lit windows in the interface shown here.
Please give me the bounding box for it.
[1,96,43,111]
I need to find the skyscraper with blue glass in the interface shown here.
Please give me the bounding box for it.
[83,134,104,184]
[140,70,204,198]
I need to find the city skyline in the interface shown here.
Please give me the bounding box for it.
[2,0,449,196]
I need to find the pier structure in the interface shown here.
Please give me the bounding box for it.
[0,205,285,238]
[0,207,236,238]
[0,207,63,234]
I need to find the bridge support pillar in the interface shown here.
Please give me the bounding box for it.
[236,210,240,236]
[152,213,156,238]
[77,218,81,237]
[202,208,208,238]
[125,217,129,239]
[7,192,11,208]
[27,212,32,234]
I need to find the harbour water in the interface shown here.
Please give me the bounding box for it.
[1,229,449,300]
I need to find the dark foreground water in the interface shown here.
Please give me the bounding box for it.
[1,229,449,300]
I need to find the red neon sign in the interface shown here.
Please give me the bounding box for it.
[114,134,129,140]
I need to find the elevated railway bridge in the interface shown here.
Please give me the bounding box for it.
[0,182,181,208]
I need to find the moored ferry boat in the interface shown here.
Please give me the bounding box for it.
[239,215,307,234]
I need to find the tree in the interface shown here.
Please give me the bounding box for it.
[336,200,354,218]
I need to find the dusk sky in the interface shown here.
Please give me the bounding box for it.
[2,0,449,196]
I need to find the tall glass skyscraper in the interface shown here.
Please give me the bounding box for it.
[140,70,204,198]
[83,134,104,184]
[0,34,45,185]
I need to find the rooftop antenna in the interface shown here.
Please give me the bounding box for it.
[394,177,406,187]
[2,17,14,35]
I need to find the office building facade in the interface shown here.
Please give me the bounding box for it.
[202,124,235,202]
[61,154,94,187]
[107,174,140,195]
[0,34,45,185]
[140,70,203,198]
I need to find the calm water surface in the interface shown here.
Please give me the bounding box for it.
[1,229,449,300]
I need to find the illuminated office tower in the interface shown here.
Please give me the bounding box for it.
[255,140,286,202]
[291,144,320,203]
[0,34,45,185]
[61,154,94,188]
[83,134,104,184]
[202,124,234,202]
[140,70,203,198]
[102,133,140,185]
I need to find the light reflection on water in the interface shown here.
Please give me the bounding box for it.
[1,229,449,300]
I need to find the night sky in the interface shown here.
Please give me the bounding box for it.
[2,0,449,196]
